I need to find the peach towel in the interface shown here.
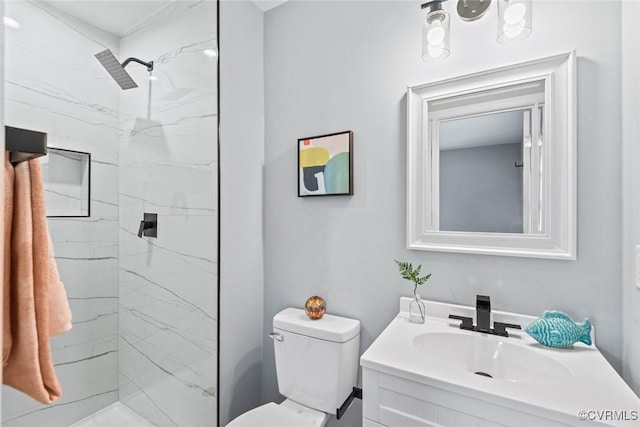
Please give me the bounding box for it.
[2,156,72,404]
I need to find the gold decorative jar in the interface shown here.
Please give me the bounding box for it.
[304,296,326,320]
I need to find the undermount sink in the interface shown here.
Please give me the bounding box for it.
[412,332,571,384]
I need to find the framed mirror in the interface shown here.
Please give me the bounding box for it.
[407,52,576,259]
[40,148,91,217]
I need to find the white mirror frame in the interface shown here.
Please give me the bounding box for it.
[407,52,576,260]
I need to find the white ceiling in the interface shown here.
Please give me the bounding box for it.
[43,0,288,38]
[43,0,206,38]
[45,1,170,37]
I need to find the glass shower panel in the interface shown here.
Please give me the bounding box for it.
[117,1,218,425]
[2,1,218,426]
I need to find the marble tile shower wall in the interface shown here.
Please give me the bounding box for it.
[117,2,218,426]
[2,2,218,426]
[2,2,120,426]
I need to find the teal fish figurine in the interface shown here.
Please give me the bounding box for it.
[525,311,592,348]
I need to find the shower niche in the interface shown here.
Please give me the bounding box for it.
[41,148,91,218]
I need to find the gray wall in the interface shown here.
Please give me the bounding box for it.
[220,1,265,425]
[440,143,523,233]
[263,1,624,425]
[622,0,640,395]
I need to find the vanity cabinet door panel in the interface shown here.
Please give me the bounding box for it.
[362,368,381,422]
[364,370,577,427]
[378,397,498,427]
[363,419,386,427]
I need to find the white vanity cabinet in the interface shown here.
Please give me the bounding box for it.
[362,368,573,427]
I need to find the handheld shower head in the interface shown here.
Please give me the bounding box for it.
[95,49,154,90]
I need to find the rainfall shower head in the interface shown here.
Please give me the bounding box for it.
[95,49,154,90]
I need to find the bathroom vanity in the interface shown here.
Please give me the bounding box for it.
[361,298,640,427]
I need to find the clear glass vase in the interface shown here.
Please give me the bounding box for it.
[409,293,426,324]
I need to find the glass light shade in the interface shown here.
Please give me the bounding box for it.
[497,0,532,43]
[422,10,450,62]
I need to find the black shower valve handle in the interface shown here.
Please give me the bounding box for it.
[138,213,158,238]
[138,220,150,238]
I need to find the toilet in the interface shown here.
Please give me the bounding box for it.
[227,307,361,427]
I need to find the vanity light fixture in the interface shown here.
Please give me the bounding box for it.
[421,0,451,62]
[421,0,532,62]
[457,0,491,21]
[497,0,532,43]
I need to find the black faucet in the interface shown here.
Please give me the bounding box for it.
[448,295,522,337]
[475,295,492,333]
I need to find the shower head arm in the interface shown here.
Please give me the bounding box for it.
[122,57,154,72]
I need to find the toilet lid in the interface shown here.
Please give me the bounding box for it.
[227,402,317,427]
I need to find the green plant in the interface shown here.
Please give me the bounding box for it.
[395,260,431,320]
[395,260,431,292]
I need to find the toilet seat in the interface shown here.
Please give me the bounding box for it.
[226,402,324,427]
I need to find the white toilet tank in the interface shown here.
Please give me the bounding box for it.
[272,308,360,415]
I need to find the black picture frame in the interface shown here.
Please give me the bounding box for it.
[298,130,353,197]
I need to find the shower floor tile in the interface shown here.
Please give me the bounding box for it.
[70,402,156,427]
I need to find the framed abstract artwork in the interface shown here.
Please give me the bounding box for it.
[298,130,353,197]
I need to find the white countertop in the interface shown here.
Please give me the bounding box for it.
[360,298,640,426]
